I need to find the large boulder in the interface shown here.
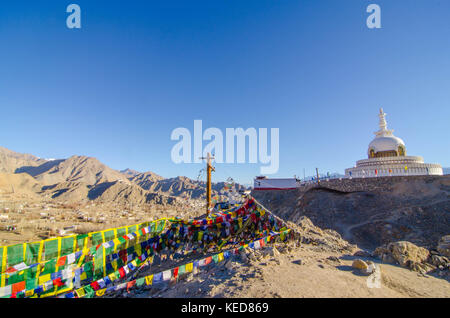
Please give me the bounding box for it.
[389,241,430,266]
[437,235,450,258]
[374,241,430,267]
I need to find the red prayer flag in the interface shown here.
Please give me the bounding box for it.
[259,239,265,247]
[173,267,179,279]
[118,268,126,278]
[53,277,65,287]
[90,281,100,291]
[127,280,136,293]
[12,281,26,294]
[57,256,67,267]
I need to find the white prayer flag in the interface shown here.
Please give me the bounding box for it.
[162,270,172,281]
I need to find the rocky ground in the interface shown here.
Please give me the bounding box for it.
[114,217,450,298]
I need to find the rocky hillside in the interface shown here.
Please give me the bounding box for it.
[252,175,450,250]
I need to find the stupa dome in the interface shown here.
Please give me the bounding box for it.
[367,108,406,158]
[368,136,405,156]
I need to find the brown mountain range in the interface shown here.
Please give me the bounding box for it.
[0,146,245,205]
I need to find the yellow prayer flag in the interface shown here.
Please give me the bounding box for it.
[39,274,51,285]
[186,262,193,272]
[76,288,86,297]
[25,290,34,297]
[135,243,142,256]
[218,253,224,262]
[96,288,106,297]
[145,275,153,285]
[109,272,117,281]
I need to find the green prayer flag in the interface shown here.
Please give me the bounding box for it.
[136,277,145,287]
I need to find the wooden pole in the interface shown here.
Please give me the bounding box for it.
[200,152,215,216]
[316,168,320,185]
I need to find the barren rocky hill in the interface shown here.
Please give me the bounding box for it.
[0,146,47,173]
[134,175,245,199]
[128,171,165,188]
[18,155,131,186]
[252,175,450,251]
[120,168,141,178]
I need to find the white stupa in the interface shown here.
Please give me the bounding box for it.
[345,108,443,178]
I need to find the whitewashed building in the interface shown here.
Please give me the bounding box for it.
[253,176,299,190]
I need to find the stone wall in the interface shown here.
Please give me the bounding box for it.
[296,175,447,194]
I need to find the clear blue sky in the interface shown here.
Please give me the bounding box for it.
[0,1,449,185]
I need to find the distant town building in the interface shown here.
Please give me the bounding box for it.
[345,108,443,178]
[253,176,299,190]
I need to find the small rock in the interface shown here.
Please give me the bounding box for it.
[186,273,194,282]
[225,261,233,270]
[407,261,434,274]
[430,254,449,267]
[364,261,377,275]
[292,259,304,265]
[326,256,341,263]
[352,259,368,270]
[437,235,450,258]
[273,247,281,257]
[240,252,249,264]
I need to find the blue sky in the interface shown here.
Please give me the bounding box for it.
[0,0,449,185]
